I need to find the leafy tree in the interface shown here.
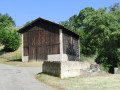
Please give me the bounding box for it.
[77,7,95,27]
[77,7,96,55]
[83,4,120,72]
[60,15,78,32]
[0,14,15,29]
[0,13,21,51]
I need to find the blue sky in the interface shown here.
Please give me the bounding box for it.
[0,0,120,27]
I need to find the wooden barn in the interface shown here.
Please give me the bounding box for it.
[18,17,80,62]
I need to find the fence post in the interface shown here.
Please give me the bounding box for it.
[114,68,119,74]
[3,51,5,58]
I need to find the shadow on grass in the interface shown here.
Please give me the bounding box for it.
[37,72,60,78]
[37,72,43,75]
[0,48,15,56]
[0,49,5,56]
[6,59,22,62]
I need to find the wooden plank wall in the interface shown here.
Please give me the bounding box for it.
[63,30,79,57]
[23,20,60,61]
[23,32,29,56]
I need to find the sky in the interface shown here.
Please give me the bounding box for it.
[0,0,120,27]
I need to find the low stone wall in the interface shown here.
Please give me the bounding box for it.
[42,61,61,76]
[61,61,90,78]
[42,61,93,78]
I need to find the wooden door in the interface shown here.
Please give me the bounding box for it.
[29,46,37,61]
[36,46,47,61]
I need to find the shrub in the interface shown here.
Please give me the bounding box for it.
[0,28,21,52]
[95,41,120,73]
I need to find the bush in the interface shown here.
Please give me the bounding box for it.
[95,48,120,73]
[0,28,21,52]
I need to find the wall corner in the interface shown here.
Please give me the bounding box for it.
[59,29,63,61]
[78,39,80,61]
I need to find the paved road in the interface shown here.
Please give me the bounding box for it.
[0,64,54,90]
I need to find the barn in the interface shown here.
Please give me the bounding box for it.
[18,17,80,62]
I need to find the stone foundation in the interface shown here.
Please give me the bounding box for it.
[48,54,79,61]
[42,61,94,78]
[22,56,28,62]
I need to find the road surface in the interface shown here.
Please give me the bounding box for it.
[0,64,55,90]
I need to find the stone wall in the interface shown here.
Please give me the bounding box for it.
[42,61,61,76]
[61,61,90,78]
[42,61,92,78]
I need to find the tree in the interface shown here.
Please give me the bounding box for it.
[0,14,15,29]
[60,15,78,32]
[77,7,95,27]
[0,13,21,51]
[83,4,120,72]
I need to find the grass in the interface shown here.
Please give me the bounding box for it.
[36,73,120,90]
[0,58,43,67]
[0,45,43,67]
[80,54,96,62]
[0,45,22,60]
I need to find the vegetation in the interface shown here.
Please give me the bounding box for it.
[60,3,120,73]
[0,45,22,60]
[36,73,120,90]
[24,20,33,26]
[0,13,21,52]
[80,54,96,62]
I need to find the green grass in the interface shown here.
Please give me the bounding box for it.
[36,73,120,90]
[80,54,96,62]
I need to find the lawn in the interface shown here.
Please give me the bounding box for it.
[36,73,120,90]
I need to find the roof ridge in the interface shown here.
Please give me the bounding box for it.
[18,17,80,36]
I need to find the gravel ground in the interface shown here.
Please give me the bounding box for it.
[0,64,55,90]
